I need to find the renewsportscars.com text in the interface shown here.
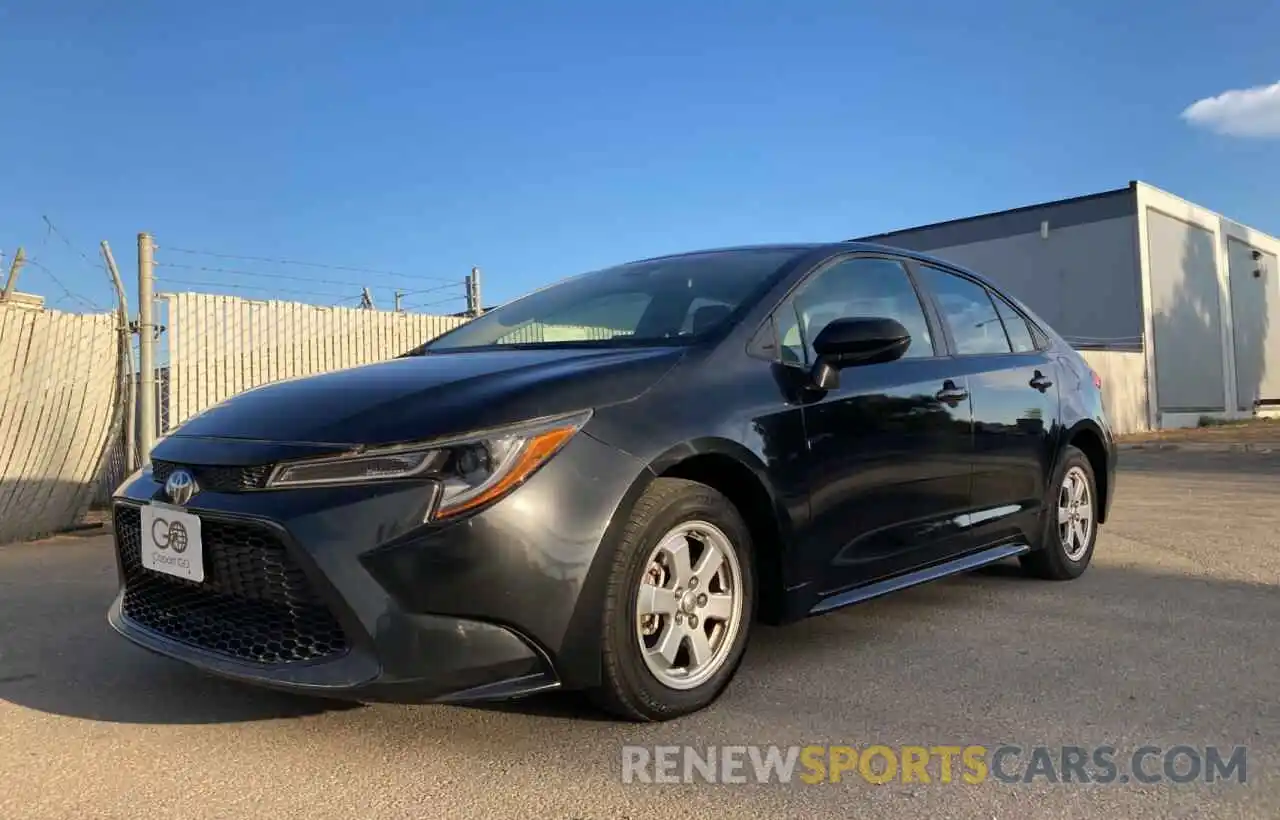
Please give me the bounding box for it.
[621,744,1247,786]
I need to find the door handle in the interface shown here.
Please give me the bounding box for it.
[1029,370,1053,391]
[935,380,969,405]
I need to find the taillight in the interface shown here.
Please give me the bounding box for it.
[1091,369,1103,390]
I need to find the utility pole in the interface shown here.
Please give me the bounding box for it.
[102,241,137,470]
[359,287,375,309]
[1,246,25,300]
[137,232,157,461]
[394,290,403,312]
[469,266,482,317]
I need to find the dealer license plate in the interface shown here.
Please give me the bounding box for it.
[138,503,205,583]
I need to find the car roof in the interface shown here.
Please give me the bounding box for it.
[622,241,1003,290]
[608,242,1062,347]
[620,243,828,264]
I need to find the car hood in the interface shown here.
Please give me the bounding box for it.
[161,346,684,449]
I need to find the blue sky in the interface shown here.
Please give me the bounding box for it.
[2,0,1278,313]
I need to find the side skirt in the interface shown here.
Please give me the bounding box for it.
[808,543,1030,616]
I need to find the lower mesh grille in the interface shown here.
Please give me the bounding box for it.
[114,505,349,665]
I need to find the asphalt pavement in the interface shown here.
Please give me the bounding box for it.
[2,449,1278,819]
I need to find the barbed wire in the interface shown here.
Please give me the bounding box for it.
[401,294,467,311]
[1062,336,1144,345]
[159,276,383,302]
[156,277,465,315]
[398,281,466,297]
[21,257,105,312]
[1,217,115,313]
[154,261,461,297]
[41,215,107,274]
[13,230,476,314]
[157,245,459,284]
[1061,333,1144,341]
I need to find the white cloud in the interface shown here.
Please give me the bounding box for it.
[1177,79,1280,135]
[1182,80,1280,137]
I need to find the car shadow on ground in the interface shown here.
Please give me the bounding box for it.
[0,632,365,725]
[0,536,363,725]
[4,530,1278,737]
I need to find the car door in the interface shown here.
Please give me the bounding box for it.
[778,254,976,597]
[911,263,1061,548]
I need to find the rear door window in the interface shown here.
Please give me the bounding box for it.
[991,292,1037,353]
[915,265,1012,355]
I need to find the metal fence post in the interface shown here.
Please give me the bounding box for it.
[1,246,25,299]
[102,241,137,471]
[137,232,156,461]
[469,266,482,316]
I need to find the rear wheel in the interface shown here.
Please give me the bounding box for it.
[590,477,755,722]
[1021,445,1097,580]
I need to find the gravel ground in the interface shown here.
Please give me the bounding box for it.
[1117,417,1280,448]
[2,449,1278,819]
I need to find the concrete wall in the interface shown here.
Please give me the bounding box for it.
[1142,208,1226,413]
[858,188,1143,348]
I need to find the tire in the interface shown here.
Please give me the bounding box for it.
[1020,445,1098,581]
[589,477,756,722]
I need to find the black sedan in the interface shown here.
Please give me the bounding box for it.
[109,242,1116,721]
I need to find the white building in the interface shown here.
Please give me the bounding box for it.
[857,181,1280,432]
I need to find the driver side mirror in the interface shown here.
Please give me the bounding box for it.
[809,317,911,390]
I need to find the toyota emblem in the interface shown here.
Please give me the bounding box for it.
[164,468,198,506]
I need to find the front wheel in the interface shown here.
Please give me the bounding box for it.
[590,477,755,722]
[1021,445,1098,580]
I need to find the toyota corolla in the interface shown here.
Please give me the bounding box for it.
[109,242,1116,721]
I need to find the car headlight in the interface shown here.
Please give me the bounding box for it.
[264,410,592,520]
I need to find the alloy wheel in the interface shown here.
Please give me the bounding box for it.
[634,520,744,690]
[1058,465,1094,561]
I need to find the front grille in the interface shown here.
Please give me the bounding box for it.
[115,505,349,665]
[152,461,274,492]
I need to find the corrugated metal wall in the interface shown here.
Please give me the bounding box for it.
[0,302,123,543]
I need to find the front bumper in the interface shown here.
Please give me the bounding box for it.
[107,588,558,702]
[108,431,649,702]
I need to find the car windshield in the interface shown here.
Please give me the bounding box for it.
[420,248,803,352]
